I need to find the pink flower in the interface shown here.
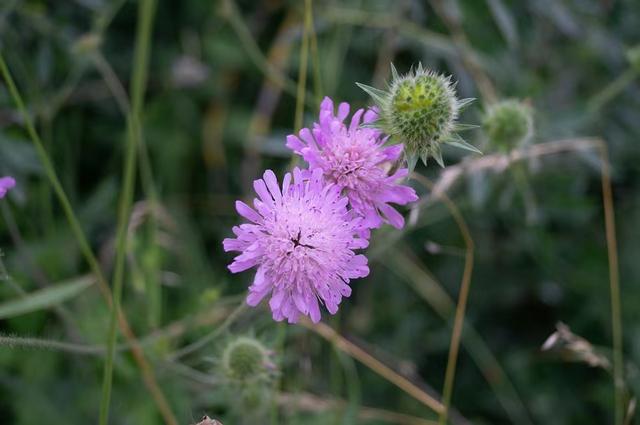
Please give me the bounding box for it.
[286,97,418,230]
[223,168,369,323]
[0,176,15,198]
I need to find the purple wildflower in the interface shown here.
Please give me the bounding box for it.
[223,168,369,323]
[286,97,418,230]
[0,176,15,198]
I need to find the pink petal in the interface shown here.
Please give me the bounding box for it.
[349,109,364,132]
[286,135,305,152]
[263,170,282,203]
[378,203,405,229]
[235,201,262,223]
[337,102,350,121]
[253,178,273,205]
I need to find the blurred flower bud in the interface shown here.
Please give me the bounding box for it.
[482,99,533,151]
[221,336,274,384]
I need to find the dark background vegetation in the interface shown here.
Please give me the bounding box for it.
[1,0,639,424]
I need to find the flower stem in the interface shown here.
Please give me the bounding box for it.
[587,68,639,116]
[98,0,159,424]
[303,319,445,415]
[294,0,311,132]
[411,174,475,425]
[598,142,624,425]
[0,26,177,425]
[306,0,323,106]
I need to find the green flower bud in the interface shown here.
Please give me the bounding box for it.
[221,337,273,383]
[482,99,533,151]
[357,63,480,169]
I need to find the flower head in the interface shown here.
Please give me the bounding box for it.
[357,63,480,169]
[286,97,418,230]
[482,99,533,151]
[223,168,369,323]
[0,176,15,198]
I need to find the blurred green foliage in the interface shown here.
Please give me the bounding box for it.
[1,0,640,424]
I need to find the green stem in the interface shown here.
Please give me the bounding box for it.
[306,0,323,106]
[166,303,248,361]
[587,68,639,115]
[270,323,288,425]
[98,0,156,423]
[294,0,311,132]
[334,346,361,424]
[221,0,313,106]
[598,143,624,425]
[409,175,475,425]
[1,23,175,425]
[510,161,539,224]
[0,333,105,355]
[0,55,106,301]
[93,50,162,328]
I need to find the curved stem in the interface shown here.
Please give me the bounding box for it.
[587,68,639,116]
[98,0,164,424]
[303,319,445,415]
[167,303,248,361]
[0,49,177,425]
[411,173,475,425]
[294,0,311,132]
[408,138,623,425]
[597,141,624,425]
[387,247,534,425]
[428,0,498,103]
[220,0,315,107]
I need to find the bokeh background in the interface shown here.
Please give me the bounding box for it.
[1,0,640,424]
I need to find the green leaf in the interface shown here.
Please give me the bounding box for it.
[355,82,388,106]
[457,98,475,110]
[453,123,480,132]
[419,150,429,166]
[390,62,400,81]
[432,147,445,168]
[406,153,419,173]
[445,135,483,154]
[360,118,385,130]
[0,275,94,320]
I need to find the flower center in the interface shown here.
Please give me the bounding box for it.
[291,230,314,249]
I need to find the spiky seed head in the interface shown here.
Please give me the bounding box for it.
[221,337,271,383]
[482,99,533,151]
[357,63,480,169]
[389,72,457,150]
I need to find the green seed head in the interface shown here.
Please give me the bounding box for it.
[357,63,480,169]
[482,99,533,151]
[390,73,456,153]
[221,337,271,383]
